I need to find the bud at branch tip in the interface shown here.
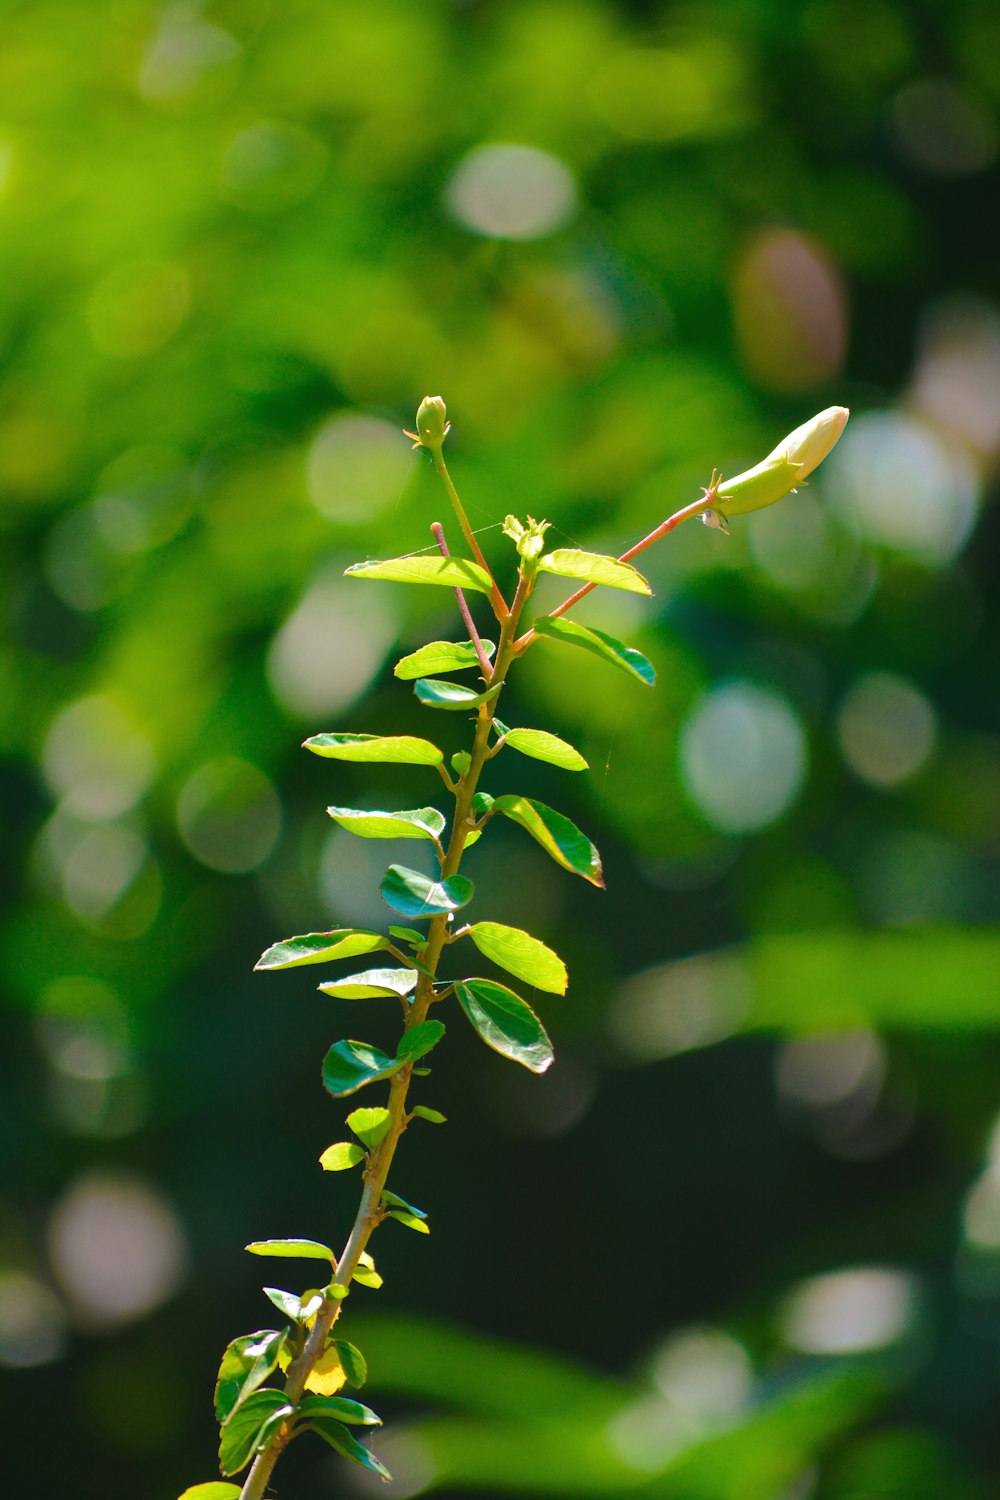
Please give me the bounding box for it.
[404,395,450,453]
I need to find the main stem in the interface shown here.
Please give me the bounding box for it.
[239,586,525,1500]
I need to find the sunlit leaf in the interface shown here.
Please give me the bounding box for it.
[353,1251,383,1289]
[262,1287,314,1322]
[302,1344,347,1396]
[381,864,474,918]
[493,795,603,886]
[215,1330,286,1423]
[414,678,500,711]
[411,1105,447,1124]
[466,922,567,994]
[382,1188,428,1219]
[397,1018,445,1064]
[532,615,656,686]
[457,979,554,1073]
[318,967,419,1000]
[322,1039,400,1098]
[496,723,588,771]
[303,733,443,765]
[345,555,493,594]
[319,1141,365,1171]
[331,1339,367,1388]
[394,640,495,679]
[537,547,651,594]
[389,925,426,948]
[178,1484,242,1499]
[219,1389,293,1477]
[297,1393,382,1427]
[347,1105,392,1148]
[388,1209,430,1233]
[326,805,446,841]
[300,1415,391,1479]
[254,929,387,971]
[245,1239,336,1262]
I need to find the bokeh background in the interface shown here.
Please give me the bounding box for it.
[4,1,1000,1496]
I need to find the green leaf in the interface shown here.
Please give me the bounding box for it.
[383,1189,428,1219]
[537,547,651,595]
[466,922,568,994]
[245,1239,335,1262]
[178,1485,242,1500]
[451,750,472,776]
[493,795,603,887]
[254,928,388,971]
[499,726,588,771]
[300,1415,391,1479]
[319,1142,366,1171]
[532,615,656,687]
[472,792,495,817]
[322,1039,400,1098]
[414,677,500,711]
[353,1251,383,1289]
[297,1393,382,1427]
[262,1287,318,1322]
[326,805,445,841]
[394,639,495,679]
[346,1106,392,1148]
[381,864,474,918]
[411,1105,447,1124]
[388,1210,430,1234]
[219,1389,293,1477]
[214,1331,287,1423]
[318,967,419,1000]
[389,925,426,948]
[397,1018,445,1065]
[303,732,443,766]
[331,1339,367,1388]
[457,979,555,1074]
[345,554,493,595]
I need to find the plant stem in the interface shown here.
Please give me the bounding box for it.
[431,521,495,680]
[512,489,714,652]
[239,579,525,1500]
[432,450,510,622]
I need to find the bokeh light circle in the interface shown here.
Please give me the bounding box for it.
[679,681,807,834]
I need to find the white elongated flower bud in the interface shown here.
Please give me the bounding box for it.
[712,405,849,517]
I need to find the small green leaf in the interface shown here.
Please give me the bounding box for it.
[537,547,651,594]
[246,1239,336,1262]
[397,1018,445,1065]
[303,732,443,765]
[493,795,603,886]
[382,1189,427,1219]
[466,922,568,994]
[411,1105,447,1124]
[353,1251,383,1289]
[414,677,500,711]
[472,792,495,817]
[326,805,446,841]
[331,1339,367,1388]
[345,555,493,594]
[499,726,588,772]
[178,1485,242,1500]
[319,1142,366,1171]
[219,1389,293,1477]
[451,750,472,776]
[346,1106,392,1148]
[394,640,495,679]
[262,1287,308,1321]
[215,1330,286,1423]
[318,967,419,1000]
[388,1210,430,1234]
[457,979,554,1074]
[300,1415,391,1478]
[322,1040,400,1098]
[255,929,388,971]
[532,615,655,687]
[381,864,474,918]
[389,925,425,948]
[297,1393,382,1427]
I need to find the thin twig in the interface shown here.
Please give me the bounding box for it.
[431,521,495,680]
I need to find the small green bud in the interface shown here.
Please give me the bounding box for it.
[708,405,849,521]
[503,514,550,567]
[405,395,450,452]
[451,751,472,777]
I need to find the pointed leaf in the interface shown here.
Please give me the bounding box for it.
[219,1389,293,1476]
[262,1287,312,1321]
[389,925,426,948]
[303,732,443,765]
[388,1210,430,1233]
[300,1415,391,1479]
[245,1239,335,1263]
[255,928,388,971]
[532,614,655,686]
[499,726,588,771]
[466,922,568,994]
[331,1339,367,1388]
[302,1344,348,1396]
[319,1142,366,1171]
[457,979,554,1074]
[326,805,445,841]
[493,795,603,887]
[353,1251,383,1289]
[414,677,501,711]
[538,547,651,594]
[383,1189,427,1219]
[472,791,495,817]
[345,555,493,594]
[381,864,474,918]
[411,1106,447,1126]
[395,640,495,679]
[178,1486,242,1500]
[322,1039,400,1098]
[397,1018,445,1065]
[215,1330,286,1423]
[297,1393,382,1427]
[318,967,419,1000]
[347,1106,392,1148]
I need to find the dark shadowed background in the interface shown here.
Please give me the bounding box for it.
[3,1,1000,1496]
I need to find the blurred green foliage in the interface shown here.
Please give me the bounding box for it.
[3,0,1000,1496]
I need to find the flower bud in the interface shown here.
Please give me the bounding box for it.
[713,405,849,517]
[412,395,450,451]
